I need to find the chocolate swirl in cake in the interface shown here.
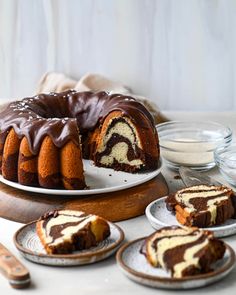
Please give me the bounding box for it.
[41,211,96,245]
[166,185,236,227]
[36,210,111,254]
[175,185,234,223]
[145,226,225,278]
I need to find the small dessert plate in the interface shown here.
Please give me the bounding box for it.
[14,221,124,266]
[116,238,236,289]
[146,197,236,238]
[0,158,162,196]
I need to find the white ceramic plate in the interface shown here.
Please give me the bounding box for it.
[14,221,124,266]
[146,197,236,238]
[0,158,162,195]
[116,238,236,289]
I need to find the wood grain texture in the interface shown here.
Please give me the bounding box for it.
[0,243,30,289]
[0,174,168,224]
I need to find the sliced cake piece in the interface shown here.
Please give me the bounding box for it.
[145,226,225,278]
[93,110,159,173]
[36,210,110,254]
[166,185,236,227]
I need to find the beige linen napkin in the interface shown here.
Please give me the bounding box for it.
[36,72,168,124]
[0,102,9,112]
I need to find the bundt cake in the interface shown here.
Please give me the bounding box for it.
[0,90,159,189]
[36,210,110,254]
[144,226,225,278]
[166,185,236,227]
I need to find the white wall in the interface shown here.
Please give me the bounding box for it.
[0,0,236,111]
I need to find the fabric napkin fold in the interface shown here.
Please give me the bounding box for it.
[36,72,168,124]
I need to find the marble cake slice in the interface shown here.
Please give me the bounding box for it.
[145,226,225,278]
[166,185,236,227]
[36,210,110,254]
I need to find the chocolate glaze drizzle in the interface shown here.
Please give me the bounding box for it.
[0,90,155,155]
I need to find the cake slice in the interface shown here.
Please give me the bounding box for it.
[166,185,236,227]
[36,210,110,254]
[93,110,159,173]
[145,226,225,278]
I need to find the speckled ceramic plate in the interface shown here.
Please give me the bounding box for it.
[116,238,236,289]
[14,221,124,266]
[145,197,236,238]
[0,158,162,196]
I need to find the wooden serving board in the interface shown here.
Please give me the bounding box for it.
[0,174,168,224]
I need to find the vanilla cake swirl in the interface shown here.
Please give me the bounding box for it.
[145,226,225,278]
[36,210,110,254]
[166,185,236,227]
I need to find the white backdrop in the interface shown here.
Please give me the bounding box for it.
[0,0,236,111]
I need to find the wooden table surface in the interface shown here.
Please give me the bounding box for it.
[0,111,236,295]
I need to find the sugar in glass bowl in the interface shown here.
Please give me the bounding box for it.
[214,144,236,186]
[156,121,232,171]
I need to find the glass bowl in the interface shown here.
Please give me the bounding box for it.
[156,121,232,171]
[214,143,236,186]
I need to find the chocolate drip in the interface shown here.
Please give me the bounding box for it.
[0,90,155,155]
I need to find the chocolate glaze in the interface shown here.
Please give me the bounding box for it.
[0,90,155,155]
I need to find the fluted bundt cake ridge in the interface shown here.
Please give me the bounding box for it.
[0,90,159,189]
